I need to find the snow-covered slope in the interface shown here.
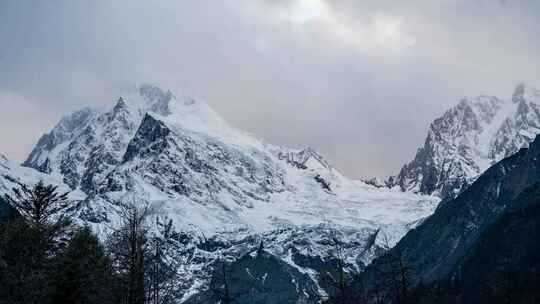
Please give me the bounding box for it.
[0,154,80,198]
[0,154,86,221]
[19,84,438,300]
[391,83,540,199]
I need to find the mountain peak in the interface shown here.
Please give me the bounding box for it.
[112,84,175,117]
[392,83,540,199]
[138,84,172,101]
[278,147,332,171]
[113,97,127,112]
[512,82,540,103]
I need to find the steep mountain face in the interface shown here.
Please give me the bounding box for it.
[23,85,173,193]
[11,84,438,302]
[0,196,15,221]
[364,133,540,289]
[446,183,540,303]
[392,83,540,199]
[409,183,540,304]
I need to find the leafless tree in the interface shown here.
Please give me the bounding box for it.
[107,204,149,304]
[146,217,186,304]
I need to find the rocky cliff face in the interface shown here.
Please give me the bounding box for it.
[23,85,173,193]
[392,83,540,199]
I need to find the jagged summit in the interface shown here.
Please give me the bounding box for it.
[391,83,540,199]
[113,96,127,111]
[139,83,174,101]
[23,84,236,192]
[278,147,331,171]
[512,82,540,103]
[121,84,174,116]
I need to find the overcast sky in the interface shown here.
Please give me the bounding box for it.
[1,0,540,178]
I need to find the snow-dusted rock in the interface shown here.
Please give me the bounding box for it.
[1,153,82,199]
[391,83,540,199]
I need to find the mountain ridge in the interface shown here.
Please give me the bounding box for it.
[388,83,540,199]
[360,132,540,294]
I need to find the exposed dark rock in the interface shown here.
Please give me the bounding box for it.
[408,183,540,303]
[363,134,540,292]
[315,174,331,192]
[122,114,171,163]
[186,250,320,304]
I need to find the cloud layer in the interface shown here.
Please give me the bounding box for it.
[1,0,539,178]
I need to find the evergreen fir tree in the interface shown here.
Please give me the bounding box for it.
[50,226,117,304]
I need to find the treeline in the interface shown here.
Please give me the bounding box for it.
[0,182,185,304]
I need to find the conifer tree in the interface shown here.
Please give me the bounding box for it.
[50,226,116,304]
[0,182,72,304]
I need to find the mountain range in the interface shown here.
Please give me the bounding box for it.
[1,84,437,302]
[1,83,539,303]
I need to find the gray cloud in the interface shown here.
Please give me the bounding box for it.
[1,0,539,178]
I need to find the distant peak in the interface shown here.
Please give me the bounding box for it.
[456,98,472,109]
[138,84,173,102]
[113,97,127,112]
[279,147,331,170]
[512,82,526,103]
[114,84,175,116]
[512,82,540,103]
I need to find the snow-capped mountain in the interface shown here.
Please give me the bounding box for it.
[22,84,437,239]
[11,84,438,301]
[391,83,540,199]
